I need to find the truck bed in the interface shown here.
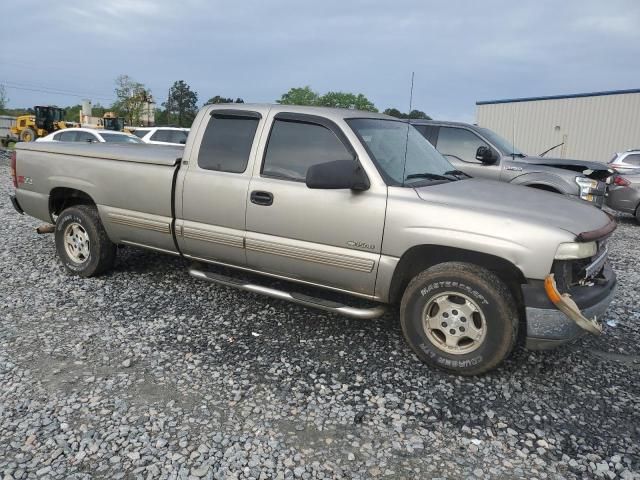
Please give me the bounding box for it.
[15,142,183,254]
[22,142,183,166]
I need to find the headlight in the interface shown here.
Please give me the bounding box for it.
[555,241,597,260]
[575,176,598,201]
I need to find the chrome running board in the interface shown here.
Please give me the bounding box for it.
[189,267,386,320]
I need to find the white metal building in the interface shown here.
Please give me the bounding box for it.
[476,89,640,162]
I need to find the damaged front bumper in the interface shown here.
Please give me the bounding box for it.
[522,263,616,350]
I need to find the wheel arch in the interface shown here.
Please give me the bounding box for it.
[509,172,572,195]
[49,187,97,220]
[387,244,527,306]
[526,183,561,193]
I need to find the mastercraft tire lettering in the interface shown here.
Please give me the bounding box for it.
[400,262,518,375]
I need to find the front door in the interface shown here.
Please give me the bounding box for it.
[435,126,502,180]
[245,112,387,296]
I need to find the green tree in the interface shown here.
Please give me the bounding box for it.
[276,86,319,106]
[154,107,168,125]
[383,107,431,120]
[163,80,199,127]
[0,84,8,114]
[204,96,244,105]
[318,91,377,112]
[112,75,151,126]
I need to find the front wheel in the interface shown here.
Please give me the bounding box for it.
[20,128,37,142]
[55,205,116,277]
[400,262,518,375]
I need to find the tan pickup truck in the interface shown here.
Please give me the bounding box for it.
[9,104,617,374]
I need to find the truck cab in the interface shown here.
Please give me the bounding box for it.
[10,104,618,375]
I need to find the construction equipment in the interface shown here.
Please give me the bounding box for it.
[10,106,67,142]
[101,112,125,131]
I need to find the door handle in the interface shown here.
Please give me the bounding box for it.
[250,190,274,206]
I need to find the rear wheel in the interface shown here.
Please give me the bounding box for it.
[636,205,640,224]
[55,205,116,277]
[20,128,37,142]
[400,262,518,375]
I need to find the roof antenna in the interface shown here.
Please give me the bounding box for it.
[401,71,415,186]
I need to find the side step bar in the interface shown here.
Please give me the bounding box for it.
[189,267,386,320]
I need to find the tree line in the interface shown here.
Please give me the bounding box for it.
[0,78,430,127]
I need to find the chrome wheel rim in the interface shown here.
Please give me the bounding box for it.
[422,291,487,355]
[63,223,90,263]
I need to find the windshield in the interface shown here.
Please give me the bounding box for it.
[477,127,524,156]
[347,119,456,185]
[100,133,143,144]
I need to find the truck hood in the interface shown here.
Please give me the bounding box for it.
[514,155,613,180]
[415,178,611,237]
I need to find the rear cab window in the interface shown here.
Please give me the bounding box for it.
[197,112,261,173]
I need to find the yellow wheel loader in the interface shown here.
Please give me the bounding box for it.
[10,106,67,142]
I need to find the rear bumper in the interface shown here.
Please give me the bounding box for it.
[523,264,616,350]
[10,194,24,215]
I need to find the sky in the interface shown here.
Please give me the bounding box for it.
[2,0,639,122]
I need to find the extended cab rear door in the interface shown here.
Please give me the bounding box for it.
[176,107,269,266]
[244,111,387,297]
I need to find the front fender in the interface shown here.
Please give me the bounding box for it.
[508,172,577,195]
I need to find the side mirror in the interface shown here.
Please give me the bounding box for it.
[476,146,497,164]
[306,159,370,191]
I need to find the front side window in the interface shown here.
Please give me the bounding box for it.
[347,119,454,185]
[262,120,351,181]
[75,131,97,143]
[197,115,259,173]
[57,131,78,142]
[437,127,491,163]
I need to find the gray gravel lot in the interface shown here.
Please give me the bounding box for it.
[0,153,639,480]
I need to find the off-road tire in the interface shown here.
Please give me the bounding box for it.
[400,262,518,375]
[20,128,37,142]
[55,205,116,277]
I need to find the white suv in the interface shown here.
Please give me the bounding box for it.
[132,127,189,146]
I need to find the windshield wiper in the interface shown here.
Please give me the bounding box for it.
[405,172,455,181]
[444,169,470,178]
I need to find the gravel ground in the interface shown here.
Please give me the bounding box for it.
[0,154,639,480]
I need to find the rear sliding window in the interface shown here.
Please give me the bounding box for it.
[198,115,259,173]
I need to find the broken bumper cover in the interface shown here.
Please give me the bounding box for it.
[522,264,616,350]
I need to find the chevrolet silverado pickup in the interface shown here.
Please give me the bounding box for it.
[9,104,617,374]
[411,120,612,207]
